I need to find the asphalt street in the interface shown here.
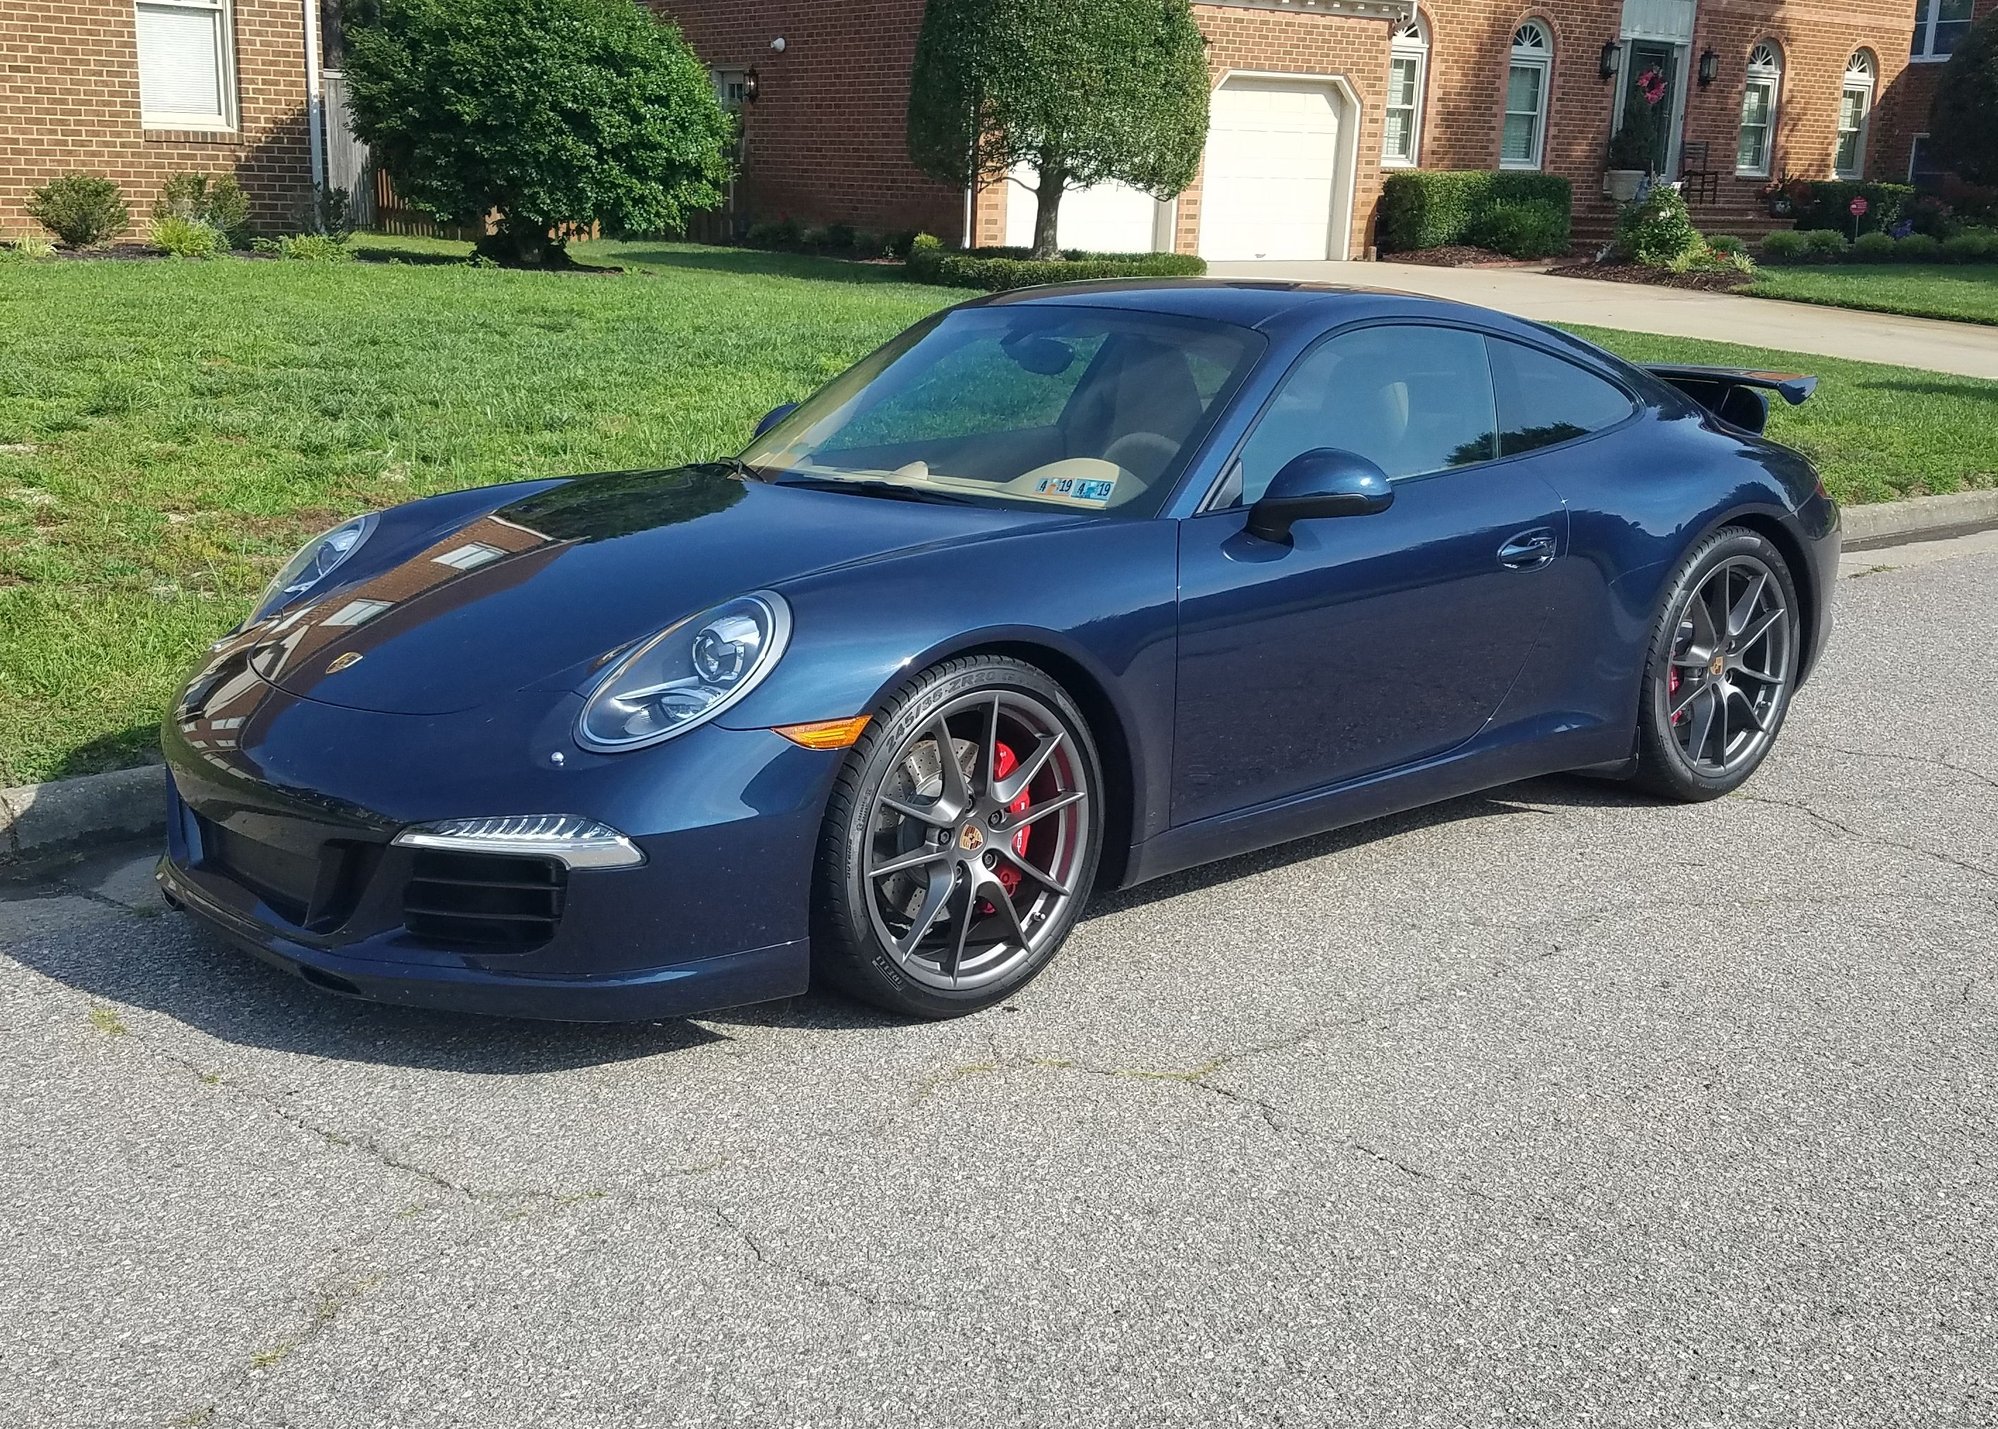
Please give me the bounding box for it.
[3,532,1995,1429]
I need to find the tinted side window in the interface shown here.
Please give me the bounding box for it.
[1486,337,1635,456]
[1234,325,1496,501]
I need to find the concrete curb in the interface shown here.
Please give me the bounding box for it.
[0,491,1992,864]
[1843,489,1998,551]
[1,765,165,866]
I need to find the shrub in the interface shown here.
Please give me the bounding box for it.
[1378,170,1573,253]
[1612,185,1700,267]
[1706,234,1748,255]
[1940,231,1997,262]
[292,184,355,241]
[1801,228,1850,260]
[909,0,1209,258]
[1759,229,1810,262]
[1463,199,1569,258]
[851,229,882,259]
[906,232,1205,290]
[149,214,226,258]
[343,0,733,266]
[1895,232,1942,260]
[153,172,249,243]
[26,173,129,247]
[823,222,857,252]
[1852,230,1898,262]
[1792,180,1916,236]
[0,234,57,261]
[883,230,919,260]
[1931,11,1998,186]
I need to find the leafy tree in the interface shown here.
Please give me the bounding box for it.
[908,0,1210,259]
[341,0,732,266]
[1931,12,1998,187]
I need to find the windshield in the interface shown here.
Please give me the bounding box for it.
[741,304,1263,517]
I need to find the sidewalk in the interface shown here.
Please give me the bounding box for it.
[1208,260,1998,380]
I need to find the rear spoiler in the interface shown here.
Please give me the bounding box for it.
[1644,365,1817,435]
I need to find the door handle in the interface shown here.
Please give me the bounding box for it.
[1497,529,1558,571]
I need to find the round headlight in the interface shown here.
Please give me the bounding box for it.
[255,514,377,619]
[577,592,792,752]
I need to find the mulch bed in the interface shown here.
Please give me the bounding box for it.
[1379,246,1552,269]
[1544,261,1754,293]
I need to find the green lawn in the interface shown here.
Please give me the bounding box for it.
[1,235,1993,786]
[1748,263,1998,326]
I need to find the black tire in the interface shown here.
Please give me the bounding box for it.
[811,654,1104,1018]
[1631,525,1801,802]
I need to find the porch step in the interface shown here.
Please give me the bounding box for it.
[1571,205,1792,252]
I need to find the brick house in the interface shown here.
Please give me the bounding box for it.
[656,0,1995,256]
[0,0,354,236]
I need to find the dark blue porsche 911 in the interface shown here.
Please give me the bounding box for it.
[158,280,1838,1021]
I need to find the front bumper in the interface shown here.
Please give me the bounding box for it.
[157,681,836,1021]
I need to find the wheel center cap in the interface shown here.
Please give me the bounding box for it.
[958,823,985,853]
[1709,653,1726,677]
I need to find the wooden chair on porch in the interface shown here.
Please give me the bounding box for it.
[1678,142,1720,206]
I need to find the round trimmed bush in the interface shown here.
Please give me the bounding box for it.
[26,173,129,247]
[1852,231,1897,262]
[1613,186,1701,267]
[149,214,225,258]
[1801,228,1850,260]
[153,172,249,243]
[1706,234,1748,255]
[1895,233,1943,260]
[1940,231,1996,262]
[1759,229,1810,262]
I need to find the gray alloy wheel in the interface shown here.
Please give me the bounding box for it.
[1633,527,1801,801]
[812,655,1102,1018]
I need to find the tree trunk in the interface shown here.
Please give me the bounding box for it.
[1031,160,1065,260]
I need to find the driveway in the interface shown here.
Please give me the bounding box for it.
[1210,259,1998,381]
[4,533,1996,1428]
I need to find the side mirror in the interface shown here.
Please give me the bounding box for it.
[753,402,799,439]
[1245,448,1394,542]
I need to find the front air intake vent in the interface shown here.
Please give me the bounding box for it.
[402,849,566,950]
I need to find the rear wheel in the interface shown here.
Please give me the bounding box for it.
[1632,527,1800,801]
[812,655,1102,1018]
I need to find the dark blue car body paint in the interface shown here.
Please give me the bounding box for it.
[158,282,1838,1019]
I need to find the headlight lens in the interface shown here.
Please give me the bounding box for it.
[577,592,792,751]
[256,514,377,618]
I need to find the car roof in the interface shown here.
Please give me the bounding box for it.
[970,277,1496,333]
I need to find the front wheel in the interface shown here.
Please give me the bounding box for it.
[1632,527,1801,801]
[811,655,1103,1018]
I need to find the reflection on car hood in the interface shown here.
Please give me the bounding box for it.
[239,465,1067,715]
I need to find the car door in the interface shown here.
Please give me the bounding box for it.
[1172,321,1570,826]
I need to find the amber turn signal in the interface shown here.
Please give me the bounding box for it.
[773,716,871,749]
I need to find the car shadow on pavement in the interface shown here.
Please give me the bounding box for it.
[3,777,1652,1071]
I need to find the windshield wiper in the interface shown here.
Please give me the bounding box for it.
[713,455,770,483]
[772,474,975,505]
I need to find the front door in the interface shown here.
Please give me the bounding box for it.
[1620,40,1680,174]
[1172,323,1568,826]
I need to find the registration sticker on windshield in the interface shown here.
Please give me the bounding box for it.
[1033,476,1116,506]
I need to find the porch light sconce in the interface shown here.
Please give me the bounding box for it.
[1697,48,1718,87]
[744,67,760,103]
[1599,41,1619,81]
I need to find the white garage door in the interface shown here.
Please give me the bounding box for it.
[1004,165,1165,253]
[1198,78,1345,261]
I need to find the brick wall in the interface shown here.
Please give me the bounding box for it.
[1872,0,1997,184]
[0,0,314,238]
[647,0,967,240]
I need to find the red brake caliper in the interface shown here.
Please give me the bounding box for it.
[1668,665,1683,724]
[980,742,1034,910]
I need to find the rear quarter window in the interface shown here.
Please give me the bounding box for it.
[1485,337,1636,456]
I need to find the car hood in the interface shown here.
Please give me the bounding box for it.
[245,465,1076,715]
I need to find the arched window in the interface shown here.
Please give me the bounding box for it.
[1836,49,1875,178]
[1501,22,1552,170]
[1383,15,1430,166]
[1735,41,1782,177]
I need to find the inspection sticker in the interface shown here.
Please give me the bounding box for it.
[1033,476,1116,505]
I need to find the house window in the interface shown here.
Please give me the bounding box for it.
[1835,50,1874,179]
[135,0,237,131]
[1736,41,1781,178]
[711,68,748,111]
[1383,16,1429,166]
[1909,133,1946,188]
[432,542,504,571]
[1911,0,1974,61]
[1501,22,1552,170]
[321,598,390,628]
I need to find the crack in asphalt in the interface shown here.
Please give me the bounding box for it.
[1791,740,1998,795]
[1734,791,1998,884]
[698,1203,942,1314]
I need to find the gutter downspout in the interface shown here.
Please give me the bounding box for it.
[302,0,327,194]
